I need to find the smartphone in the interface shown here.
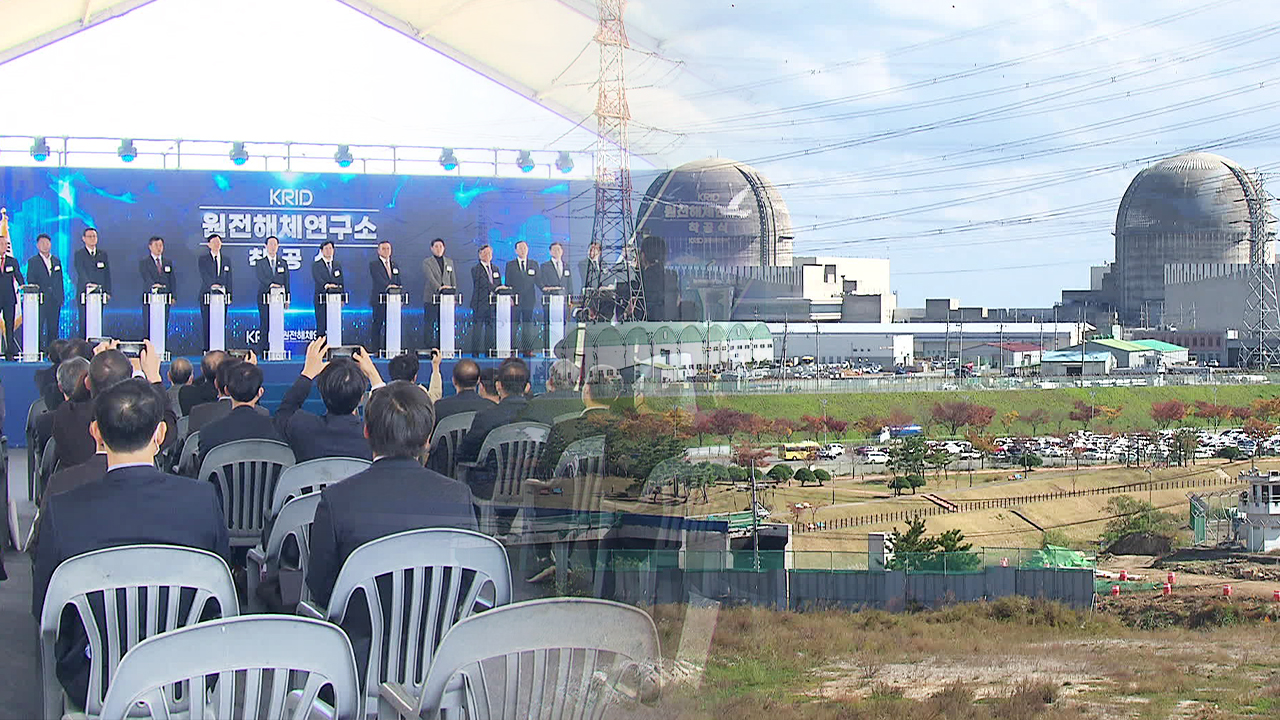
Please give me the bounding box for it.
[88,336,112,346]
[117,340,145,358]
[326,345,359,360]
[227,348,251,359]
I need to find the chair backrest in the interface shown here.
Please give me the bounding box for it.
[429,411,476,478]
[25,396,47,434]
[418,598,661,720]
[552,409,582,426]
[198,439,296,547]
[263,493,322,572]
[476,422,550,503]
[177,431,201,476]
[270,457,370,521]
[39,545,239,718]
[38,435,59,497]
[99,616,361,720]
[553,435,607,513]
[175,415,189,443]
[326,528,512,713]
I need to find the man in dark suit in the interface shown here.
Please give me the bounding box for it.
[368,240,401,353]
[456,359,531,469]
[197,359,280,468]
[36,356,89,454]
[432,358,493,422]
[178,350,226,416]
[306,379,477,608]
[26,443,108,560]
[312,240,344,337]
[504,241,539,355]
[421,238,458,351]
[26,233,63,355]
[0,236,25,360]
[470,244,501,357]
[138,236,176,327]
[538,241,573,295]
[578,240,615,321]
[273,337,371,462]
[197,234,232,351]
[520,359,584,426]
[534,365,621,479]
[188,354,267,434]
[72,227,111,338]
[254,235,290,354]
[31,377,230,710]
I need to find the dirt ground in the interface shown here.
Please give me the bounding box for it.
[1101,553,1280,599]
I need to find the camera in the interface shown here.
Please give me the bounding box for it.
[117,341,146,358]
[326,345,359,360]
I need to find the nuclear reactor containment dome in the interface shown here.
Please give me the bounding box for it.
[635,158,793,267]
[1114,151,1270,325]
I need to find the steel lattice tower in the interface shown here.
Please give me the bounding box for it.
[1226,165,1279,368]
[590,0,643,320]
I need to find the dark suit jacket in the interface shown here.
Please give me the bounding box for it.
[197,404,282,468]
[368,257,402,307]
[306,457,477,606]
[537,258,574,295]
[504,258,539,311]
[188,397,232,435]
[519,389,585,426]
[27,454,110,558]
[433,388,494,422]
[255,255,290,300]
[31,465,230,708]
[197,252,232,300]
[73,247,111,296]
[273,375,371,462]
[179,379,218,416]
[535,406,609,479]
[0,255,25,306]
[35,409,57,453]
[312,259,344,300]
[53,385,178,467]
[26,254,64,306]
[456,394,530,463]
[138,255,176,295]
[470,262,501,311]
[579,258,605,291]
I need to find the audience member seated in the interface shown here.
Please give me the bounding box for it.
[455,360,532,502]
[36,356,89,454]
[40,339,92,412]
[166,356,193,415]
[188,354,269,433]
[307,380,478,610]
[52,342,175,469]
[476,365,500,403]
[178,349,226,416]
[432,358,493,421]
[26,432,109,559]
[36,338,69,409]
[387,350,444,401]
[534,365,622,480]
[196,359,281,468]
[274,337,372,462]
[520,359,585,425]
[31,378,230,710]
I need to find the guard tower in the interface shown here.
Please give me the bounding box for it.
[1237,469,1280,551]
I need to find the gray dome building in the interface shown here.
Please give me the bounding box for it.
[1113,151,1270,325]
[635,158,793,267]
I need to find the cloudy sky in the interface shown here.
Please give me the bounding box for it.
[2,0,1278,308]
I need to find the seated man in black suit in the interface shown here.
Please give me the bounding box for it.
[306,380,478,609]
[433,358,495,422]
[36,356,90,454]
[196,359,281,469]
[534,365,622,480]
[520,359,585,425]
[26,425,109,560]
[31,378,230,710]
[455,360,532,501]
[187,353,268,434]
[274,336,372,462]
[178,349,226,416]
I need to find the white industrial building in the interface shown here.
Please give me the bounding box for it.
[764,322,1081,366]
[1239,470,1280,552]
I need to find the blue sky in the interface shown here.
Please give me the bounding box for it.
[2,0,1277,308]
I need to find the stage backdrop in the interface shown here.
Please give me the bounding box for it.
[0,166,591,355]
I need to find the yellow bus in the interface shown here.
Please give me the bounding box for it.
[779,441,820,461]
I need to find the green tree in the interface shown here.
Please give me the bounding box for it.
[887,436,928,496]
[813,468,831,485]
[886,518,980,572]
[767,464,794,485]
[1021,453,1043,473]
[794,467,817,486]
[1102,495,1181,544]
[727,465,748,482]
[925,448,954,484]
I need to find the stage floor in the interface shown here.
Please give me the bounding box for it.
[3,354,556,447]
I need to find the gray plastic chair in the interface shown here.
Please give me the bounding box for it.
[269,457,370,522]
[393,598,661,720]
[176,430,201,476]
[553,435,607,514]
[175,415,190,444]
[428,411,476,479]
[457,422,550,535]
[247,493,323,613]
[98,616,361,720]
[39,545,239,719]
[552,409,582,426]
[198,439,296,548]
[25,397,47,501]
[304,528,512,720]
[38,435,59,501]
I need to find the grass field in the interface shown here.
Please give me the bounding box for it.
[679,383,1280,438]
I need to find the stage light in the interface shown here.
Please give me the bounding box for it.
[229,142,249,166]
[555,151,574,174]
[30,137,50,162]
[439,148,458,171]
[517,150,535,173]
[117,139,137,162]
[334,145,353,168]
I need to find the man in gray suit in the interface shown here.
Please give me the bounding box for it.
[421,238,457,350]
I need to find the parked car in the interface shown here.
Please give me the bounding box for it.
[863,451,891,464]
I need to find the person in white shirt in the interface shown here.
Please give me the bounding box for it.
[26,233,63,353]
[198,233,233,351]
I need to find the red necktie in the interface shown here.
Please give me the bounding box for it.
[155,257,162,273]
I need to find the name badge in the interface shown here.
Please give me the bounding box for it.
[563,269,570,277]
[52,266,60,272]
[445,265,452,272]
[96,261,105,269]
[528,268,535,276]
[334,270,341,277]
[392,267,399,275]
[492,271,500,279]
[223,265,230,272]
[164,266,171,273]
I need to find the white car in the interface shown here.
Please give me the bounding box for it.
[863,452,891,464]
[820,444,845,458]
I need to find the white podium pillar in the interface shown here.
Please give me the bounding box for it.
[206,290,228,351]
[19,285,40,362]
[324,293,346,346]
[145,291,170,359]
[495,289,516,358]
[83,288,106,339]
[267,287,288,361]
[382,289,405,358]
[544,290,567,358]
[437,290,458,358]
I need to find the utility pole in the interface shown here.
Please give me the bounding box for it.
[750,457,760,571]
[1225,165,1277,369]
